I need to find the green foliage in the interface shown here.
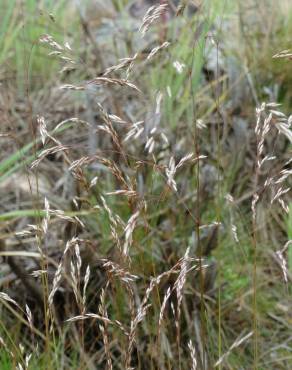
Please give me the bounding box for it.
[0,0,79,90]
[235,0,292,105]
[0,351,11,370]
[222,266,249,301]
[0,121,73,183]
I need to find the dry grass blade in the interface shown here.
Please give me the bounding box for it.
[214,332,253,367]
[87,77,141,92]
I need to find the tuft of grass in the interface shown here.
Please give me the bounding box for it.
[1,1,292,369]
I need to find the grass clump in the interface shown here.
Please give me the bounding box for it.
[0,1,292,369]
